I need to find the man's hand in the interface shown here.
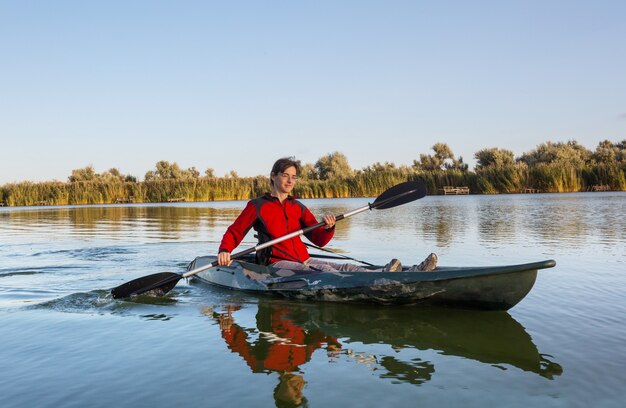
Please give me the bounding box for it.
[323,214,336,230]
[218,251,232,266]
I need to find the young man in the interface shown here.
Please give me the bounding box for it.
[217,157,437,272]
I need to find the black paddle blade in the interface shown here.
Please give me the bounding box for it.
[111,272,182,299]
[371,181,427,210]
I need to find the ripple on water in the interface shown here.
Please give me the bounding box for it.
[0,269,45,278]
[31,246,139,261]
[0,265,90,277]
[28,288,186,320]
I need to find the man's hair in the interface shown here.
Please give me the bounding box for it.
[270,157,300,186]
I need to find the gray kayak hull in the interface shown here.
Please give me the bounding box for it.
[188,256,556,310]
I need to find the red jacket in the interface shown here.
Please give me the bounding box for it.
[219,194,334,263]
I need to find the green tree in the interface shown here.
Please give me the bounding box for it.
[592,140,626,164]
[298,162,317,181]
[446,156,469,172]
[144,160,199,180]
[186,166,200,178]
[363,161,397,173]
[518,140,592,167]
[144,171,155,181]
[412,155,430,171]
[433,143,454,164]
[414,143,467,171]
[474,147,516,169]
[68,165,98,182]
[157,160,183,179]
[315,152,353,180]
[100,168,126,183]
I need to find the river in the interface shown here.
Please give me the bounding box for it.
[1,192,625,407]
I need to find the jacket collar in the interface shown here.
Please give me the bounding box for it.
[263,192,299,201]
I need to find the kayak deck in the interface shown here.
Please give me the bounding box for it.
[189,256,556,310]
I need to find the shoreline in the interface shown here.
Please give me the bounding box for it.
[2,189,624,209]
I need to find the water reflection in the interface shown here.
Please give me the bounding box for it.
[516,194,626,249]
[477,202,518,244]
[519,200,590,247]
[303,303,562,379]
[0,204,237,242]
[411,193,626,251]
[205,303,342,407]
[2,194,624,251]
[206,301,562,406]
[417,204,468,247]
[67,206,219,237]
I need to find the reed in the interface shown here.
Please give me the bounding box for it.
[2,181,69,206]
[1,162,624,207]
[582,163,626,190]
[528,164,583,193]
[474,164,528,193]
[413,170,477,195]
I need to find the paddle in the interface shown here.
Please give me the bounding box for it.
[110,180,427,299]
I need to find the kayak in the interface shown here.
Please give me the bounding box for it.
[188,255,556,310]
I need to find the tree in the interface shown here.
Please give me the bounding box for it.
[69,166,137,183]
[204,168,215,178]
[297,162,317,181]
[446,156,469,172]
[412,155,430,171]
[144,170,156,181]
[474,148,516,169]
[144,160,200,181]
[518,140,592,167]
[315,152,353,180]
[592,140,626,164]
[363,162,397,173]
[156,160,183,179]
[432,143,454,164]
[186,166,200,179]
[100,168,126,183]
[413,143,466,171]
[68,165,98,182]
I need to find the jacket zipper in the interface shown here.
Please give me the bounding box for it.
[281,200,301,263]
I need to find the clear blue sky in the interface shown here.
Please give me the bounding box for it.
[1,0,625,184]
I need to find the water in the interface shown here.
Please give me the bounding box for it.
[1,193,625,407]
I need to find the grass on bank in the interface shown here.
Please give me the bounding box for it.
[1,163,624,207]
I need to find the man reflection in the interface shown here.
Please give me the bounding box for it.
[207,304,341,407]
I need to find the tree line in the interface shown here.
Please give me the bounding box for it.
[1,139,624,207]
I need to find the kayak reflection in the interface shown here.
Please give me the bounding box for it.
[293,302,563,381]
[206,301,562,404]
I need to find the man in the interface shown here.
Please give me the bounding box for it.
[217,157,437,272]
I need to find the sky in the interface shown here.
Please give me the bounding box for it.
[1,0,625,184]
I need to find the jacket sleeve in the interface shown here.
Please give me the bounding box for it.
[301,206,334,247]
[219,201,257,253]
